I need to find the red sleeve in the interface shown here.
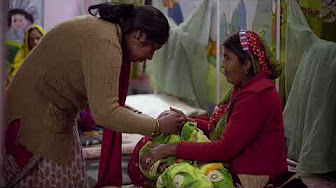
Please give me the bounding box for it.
[195,118,210,136]
[177,93,266,162]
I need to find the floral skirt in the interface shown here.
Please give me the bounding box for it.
[4,120,88,188]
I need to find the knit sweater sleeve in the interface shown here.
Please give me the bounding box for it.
[177,93,265,162]
[81,36,156,135]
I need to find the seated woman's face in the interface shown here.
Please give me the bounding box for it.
[221,47,249,86]
[28,28,43,50]
[125,31,162,63]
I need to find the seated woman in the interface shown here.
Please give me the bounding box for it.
[7,24,45,84]
[129,30,307,188]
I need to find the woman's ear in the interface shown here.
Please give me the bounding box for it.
[131,30,146,43]
[134,30,142,40]
[244,59,252,74]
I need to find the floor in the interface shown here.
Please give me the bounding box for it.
[81,131,142,187]
[86,155,133,188]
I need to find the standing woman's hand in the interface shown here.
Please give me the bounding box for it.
[157,111,186,134]
[170,107,196,123]
[157,110,171,119]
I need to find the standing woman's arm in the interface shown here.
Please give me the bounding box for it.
[81,33,157,136]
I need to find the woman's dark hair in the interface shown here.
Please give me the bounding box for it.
[88,3,169,45]
[223,33,255,77]
[7,9,34,27]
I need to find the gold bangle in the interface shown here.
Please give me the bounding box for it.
[152,119,161,137]
[156,119,161,133]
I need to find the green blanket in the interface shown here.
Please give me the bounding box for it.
[139,122,233,188]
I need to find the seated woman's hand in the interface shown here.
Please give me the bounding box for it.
[140,143,178,171]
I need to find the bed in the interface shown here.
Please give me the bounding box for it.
[83,94,206,159]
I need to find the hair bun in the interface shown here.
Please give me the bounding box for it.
[96,3,134,24]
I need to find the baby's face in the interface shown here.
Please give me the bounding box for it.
[11,14,30,30]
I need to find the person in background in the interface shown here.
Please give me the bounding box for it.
[139,30,307,188]
[4,3,185,188]
[7,24,45,84]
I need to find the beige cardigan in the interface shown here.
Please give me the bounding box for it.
[6,16,156,164]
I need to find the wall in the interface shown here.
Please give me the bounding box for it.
[43,0,80,31]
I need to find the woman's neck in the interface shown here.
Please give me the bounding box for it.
[236,76,251,89]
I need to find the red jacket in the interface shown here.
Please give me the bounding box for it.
[177,73,288,179]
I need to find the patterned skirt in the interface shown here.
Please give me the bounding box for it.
[4,120,88,188]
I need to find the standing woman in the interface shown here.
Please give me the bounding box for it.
[5,3,184,188]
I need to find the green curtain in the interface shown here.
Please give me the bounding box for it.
[284,0,336,174]
[148,0,211,109]
[149,0,274,109]
[283,0,336,101]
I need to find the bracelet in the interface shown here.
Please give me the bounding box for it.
[151,119,161,137]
